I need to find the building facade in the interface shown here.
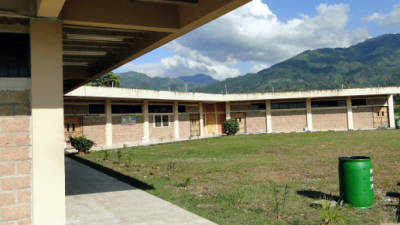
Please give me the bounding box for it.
[64,86,399,149]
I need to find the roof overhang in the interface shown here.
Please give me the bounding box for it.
[65,86,400,102]
[0,0,251,92]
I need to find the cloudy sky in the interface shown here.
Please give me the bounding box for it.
[114,0,400,80]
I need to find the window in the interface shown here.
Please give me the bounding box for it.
[178,105,186,113]
[121,116,136,125]
[271,102,305,109]
[251,103,266,110]
[149,105,173,113]
[89,104,105,114]
[155,115,169,127]
[0,33,30,78]
[352,99,366,106]
[311,100,346,108]
[112,105,142,114]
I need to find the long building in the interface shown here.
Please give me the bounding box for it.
[64,86,400,149]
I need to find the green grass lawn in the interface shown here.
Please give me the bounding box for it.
[80,130,400,225]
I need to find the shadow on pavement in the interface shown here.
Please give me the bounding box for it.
[66,155,154,196]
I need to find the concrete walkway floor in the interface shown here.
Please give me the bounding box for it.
[65,157,217,225]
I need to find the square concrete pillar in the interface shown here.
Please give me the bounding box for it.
[306,98,313,131]
[388,94,395,128]
[225,102,231,120]
[105,99,113,146]
[142,100,149,142]
[173,101,179,139]
[199,102,204,137]
[346,96,354,130]
[265,100,272,133]
[31,20,65,225]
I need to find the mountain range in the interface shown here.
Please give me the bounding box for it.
[117,34,400,93]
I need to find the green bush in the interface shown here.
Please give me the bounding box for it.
[224,119,240,135]
[70,136,95,154]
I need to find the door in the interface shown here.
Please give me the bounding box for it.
[373,107,388,128]
[190,113,200,137]
[206,113,217,136]
[231,112,246,133]
[64,116,82,141]
[217,113,226,134]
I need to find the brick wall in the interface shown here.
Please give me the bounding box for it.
[0,117,32,225]
[246,111,266,133]
[83,116,106,146]
[353,107,374,129]
[312,108,347,131]
[149,115,174,141]
[178,114,191,139]
[271,110,307,132]
[112,115,143,145]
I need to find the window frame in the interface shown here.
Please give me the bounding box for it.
[154,114,170,128]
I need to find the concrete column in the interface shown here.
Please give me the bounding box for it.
[226,102,231,120]
[306,98,313,131]
[105,99,113,146]
[266,100,272,133]
[199,102,204,137]
[31,20,65,225]
[214,103,218,134]
[388,94,395,128]
[142,100,149,142]
[173,101,179,139]
[346,96,354,130]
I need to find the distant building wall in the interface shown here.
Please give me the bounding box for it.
[62,93,395,150]
[83,116,106,146]
[312,108,348,131]
[112,115,143,145]
[246,111,266,133]
[353,107,374,129]
[271,110,307,132]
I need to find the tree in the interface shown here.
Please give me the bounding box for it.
[88,72,122,88]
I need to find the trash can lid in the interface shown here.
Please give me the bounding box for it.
[339,156,371,161]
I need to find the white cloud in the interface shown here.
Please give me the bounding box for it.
[118,0,370,80]
[365,3,400,27]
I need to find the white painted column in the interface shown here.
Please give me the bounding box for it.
[214,103,218,135]
[142,100,149,142]
[105,99,113,146]
[199,102,204,137]
[388,94,395,128]
[306,98,313,131]
[226,102,231,120]
[266,100,272,133]
[173,101,179,139]
[346,96,354,130]
[31,20,65,225]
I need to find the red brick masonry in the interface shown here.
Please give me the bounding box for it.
[0,117,31,225]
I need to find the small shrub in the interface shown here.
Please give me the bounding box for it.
[177,177,192,188]
[116,150,123,164]
[167,161,176,175]
[272,184,289,220]
[70,136,94,154]
[126,155,134,167]
[320,199,344,225]
[103,151,110,161]
[224,119,240,135]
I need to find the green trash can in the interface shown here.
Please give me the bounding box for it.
[338,156,374,208]
[396,119,400,129]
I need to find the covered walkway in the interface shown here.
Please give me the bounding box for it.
[65,157,216,225]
